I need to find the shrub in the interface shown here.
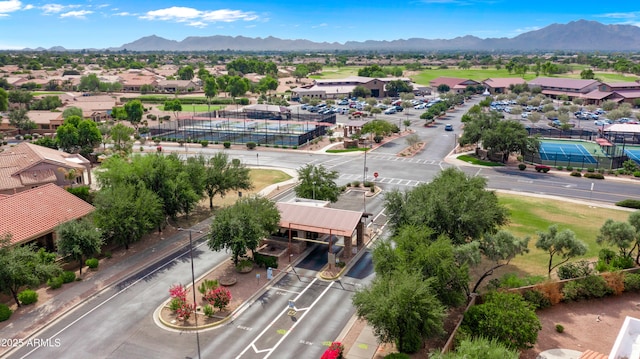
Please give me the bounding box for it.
[570,171,582,177]
[236,259,253,272]
[169,298,183,312]
[611,255,635,270]
[204,287,232,312]
[396,328,421,354]
[169,283,187,302]
[518,163,526,171]
[85,258,99,269]
[556,166,564,170]
[587,167,595,173]
[200,140,209,147]
[566,166,573,171]
[18,289,38,305]
[599,248,616,262]
[522,289,551,310]
[562,275,611,301]
[223,141,231,149]
[351,180,361,187]
[48,276,64,289]
[321,342,345,359]
[487,273,545,290]
[634,171,640,178]
[603,272,625,295]
[0,303,12,322]
[598,169,605,174]
[246,141,256,149]
[555,324,564,333]
[624,273,640,292]
[254,253,278,269]
[584,173,604,179]
[557,260,592,280]
[198,279,219,295]
[202,304,215,318]
[537,281,564,305]
[616,199,640,209]
[61,271,76,283]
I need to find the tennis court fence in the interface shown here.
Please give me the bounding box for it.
[523,152,628,170]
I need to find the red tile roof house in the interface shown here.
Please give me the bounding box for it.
[0,183,95,250]
[527,77,600,100]
[581,81,640,105]
[429,77,481,94]
[482,78,527,94]
[0,142,92,196]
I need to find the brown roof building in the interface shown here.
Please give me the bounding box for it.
[482,78,527,94]
[527,77,600,99]
[0,183,95,248]
[429,77,481,94]
[0,142,91,195]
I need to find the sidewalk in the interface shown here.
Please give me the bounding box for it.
[0,218,212,357]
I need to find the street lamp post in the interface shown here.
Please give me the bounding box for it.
[178,227,203,359]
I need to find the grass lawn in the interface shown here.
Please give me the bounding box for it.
[498,193,634,276]
[210,169,292,208]
[456,154,504,166]
[310,67,360,79]
[33,91,66,95]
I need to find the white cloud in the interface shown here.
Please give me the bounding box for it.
[23,4,33,10]
[0,0,22,14]
[60,10,93,19]
[312,23,327,28]
[140,6,257,27]
[42,3,65,13]
[596,12,640,19]
[113,11,130,16]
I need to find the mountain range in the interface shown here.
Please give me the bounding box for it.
[25,20,640,52]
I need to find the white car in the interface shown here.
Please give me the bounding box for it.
[414,103,426,110]
[384,107,397,115]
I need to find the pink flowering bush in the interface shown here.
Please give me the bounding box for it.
[169,284,187,302]
[321,342,344,359]
[204,287,232,312]
[176,302,195,321]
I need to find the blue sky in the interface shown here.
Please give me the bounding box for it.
[1,0,639,50]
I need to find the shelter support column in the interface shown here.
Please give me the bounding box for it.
[356,221,364,249]
[344,235,352,258]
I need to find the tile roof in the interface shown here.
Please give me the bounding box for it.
[0,183,95,246]
[528,77,600,90]
[276,202,363,237]
[483,77,527,88]
[582,90,613,100]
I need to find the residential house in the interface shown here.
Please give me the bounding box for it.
[0,183,95,249]
[482,78,527,94]
[0,142,92,195]
[156,79,198,93]
[120,70,159,92]
[429,77,481,94]
[582,81,640,105]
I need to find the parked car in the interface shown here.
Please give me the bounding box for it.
[384,107,397,115]
[338,99,349,105]
[444,124,453,131]
[394,105,403,112]
[594,119,612,126]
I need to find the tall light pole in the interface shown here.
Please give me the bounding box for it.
[178,227,203,359]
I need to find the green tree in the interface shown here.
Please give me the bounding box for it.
[62,106,83,119]
[460,291,541,350]
[227,76,250,98]
[177,65,195,80]
[361,119,395,141]
[78,74,101,92]
[202,153,253,209]
[437,84,451,93]
[163,99,182,121]
[469,230,530,293]
[384,168,509,244]
[535,225,588,277]
[7,90,33,109]
[56,218,103,275]
[0,88,7,111]
[596,219,637,258]
[204,76,219,115]
[110,122,135,153]
[352,85,371,98]
[292,64,310,81]
[580,69,595,79]
[124,99,144,132]
[8,109,36,134]
[93,181,163,250]
[0,234,62,307]
[29,96,62,110]
[111,106,128,121]
[294,164,341,202]
[385,80,413,98]
[373,226,470,307]
[257,76,278,95]
[208,197,280,265]
[353,271,445,353]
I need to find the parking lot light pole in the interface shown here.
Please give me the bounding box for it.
[178,227,203,359]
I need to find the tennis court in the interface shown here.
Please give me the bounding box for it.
[539,142,598,164]
[625,147,640,165]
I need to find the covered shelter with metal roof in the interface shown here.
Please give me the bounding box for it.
[275,201,366,266]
